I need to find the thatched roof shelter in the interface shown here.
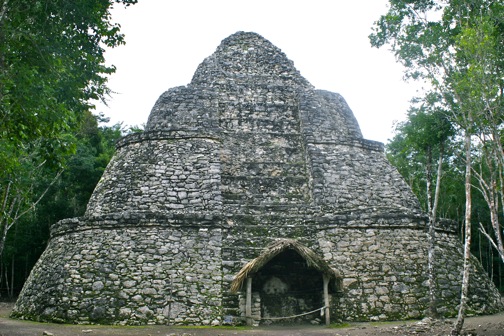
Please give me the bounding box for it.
[230,239,342,293]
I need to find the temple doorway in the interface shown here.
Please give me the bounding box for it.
[255,249,324,323]
[231,239,342,325]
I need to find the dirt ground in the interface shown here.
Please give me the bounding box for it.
[1,302,503,336]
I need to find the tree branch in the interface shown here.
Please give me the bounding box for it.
[479,222,504,263]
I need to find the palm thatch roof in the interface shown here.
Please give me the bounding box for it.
[230,239,342,293]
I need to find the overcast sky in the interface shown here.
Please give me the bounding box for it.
[96,0,422,144]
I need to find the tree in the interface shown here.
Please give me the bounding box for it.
[392,105,454,317]
[0,0,137,265]
[0,112,129,298]
[370,1,504,334]
[457,18,504,266]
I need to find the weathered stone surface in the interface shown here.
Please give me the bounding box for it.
[12,31,502,325]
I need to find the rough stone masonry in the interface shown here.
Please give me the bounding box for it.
[13,31,502,325]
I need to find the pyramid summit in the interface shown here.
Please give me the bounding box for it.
[189,31,311,87]
[147,31,312,133]
[13,32,502,325]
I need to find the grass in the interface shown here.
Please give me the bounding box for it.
[327,322,351,328]
[174,325,251,330]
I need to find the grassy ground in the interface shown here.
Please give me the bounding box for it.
[1,302,503,336]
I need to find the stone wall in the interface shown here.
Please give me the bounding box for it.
[299,90,363,142]
[318,228,502,321]
[86,131,222,216]
[14,213,502,325]
[13,221,223,325]
[307,143,421,212]
[222,217,502,323]
[146,87,220,132]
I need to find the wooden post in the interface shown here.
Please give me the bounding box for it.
[323,275,330,326]
[246,277,253,326]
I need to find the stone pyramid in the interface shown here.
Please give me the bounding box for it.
[13,32,502,325]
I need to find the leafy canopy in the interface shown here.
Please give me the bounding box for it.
[0,0,137,263]
[0,0,137,174]
[369,0,504,124]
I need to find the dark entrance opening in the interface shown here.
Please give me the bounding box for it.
[253,249,324,324]
[230,239,342,326]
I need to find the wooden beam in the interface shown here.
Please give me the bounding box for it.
[246,277,252,326]
[323,275,330,326]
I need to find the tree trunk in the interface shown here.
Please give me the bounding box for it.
[426,146,433,219]
[323,275,330,325]
[3,263,9,300]
[0,0,9,25]
[427,145,444,318]
[451,131,473,336]
[9,256,14,299]
[246,277,252,326]
[489,176,504,263]
[473,146,504,264]
[0,261,3,299]
[0,170,62,260]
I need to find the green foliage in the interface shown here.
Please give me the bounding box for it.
[386,119,458,215]
[403,105,453,151]
[387,113,504,289]
[373,1,504,299]
[370,0,504,128]
[0,114,128,297]
[0,0,136,169]
[40,112,124,219]
[0,0,138,297]
[386,101,454,212]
